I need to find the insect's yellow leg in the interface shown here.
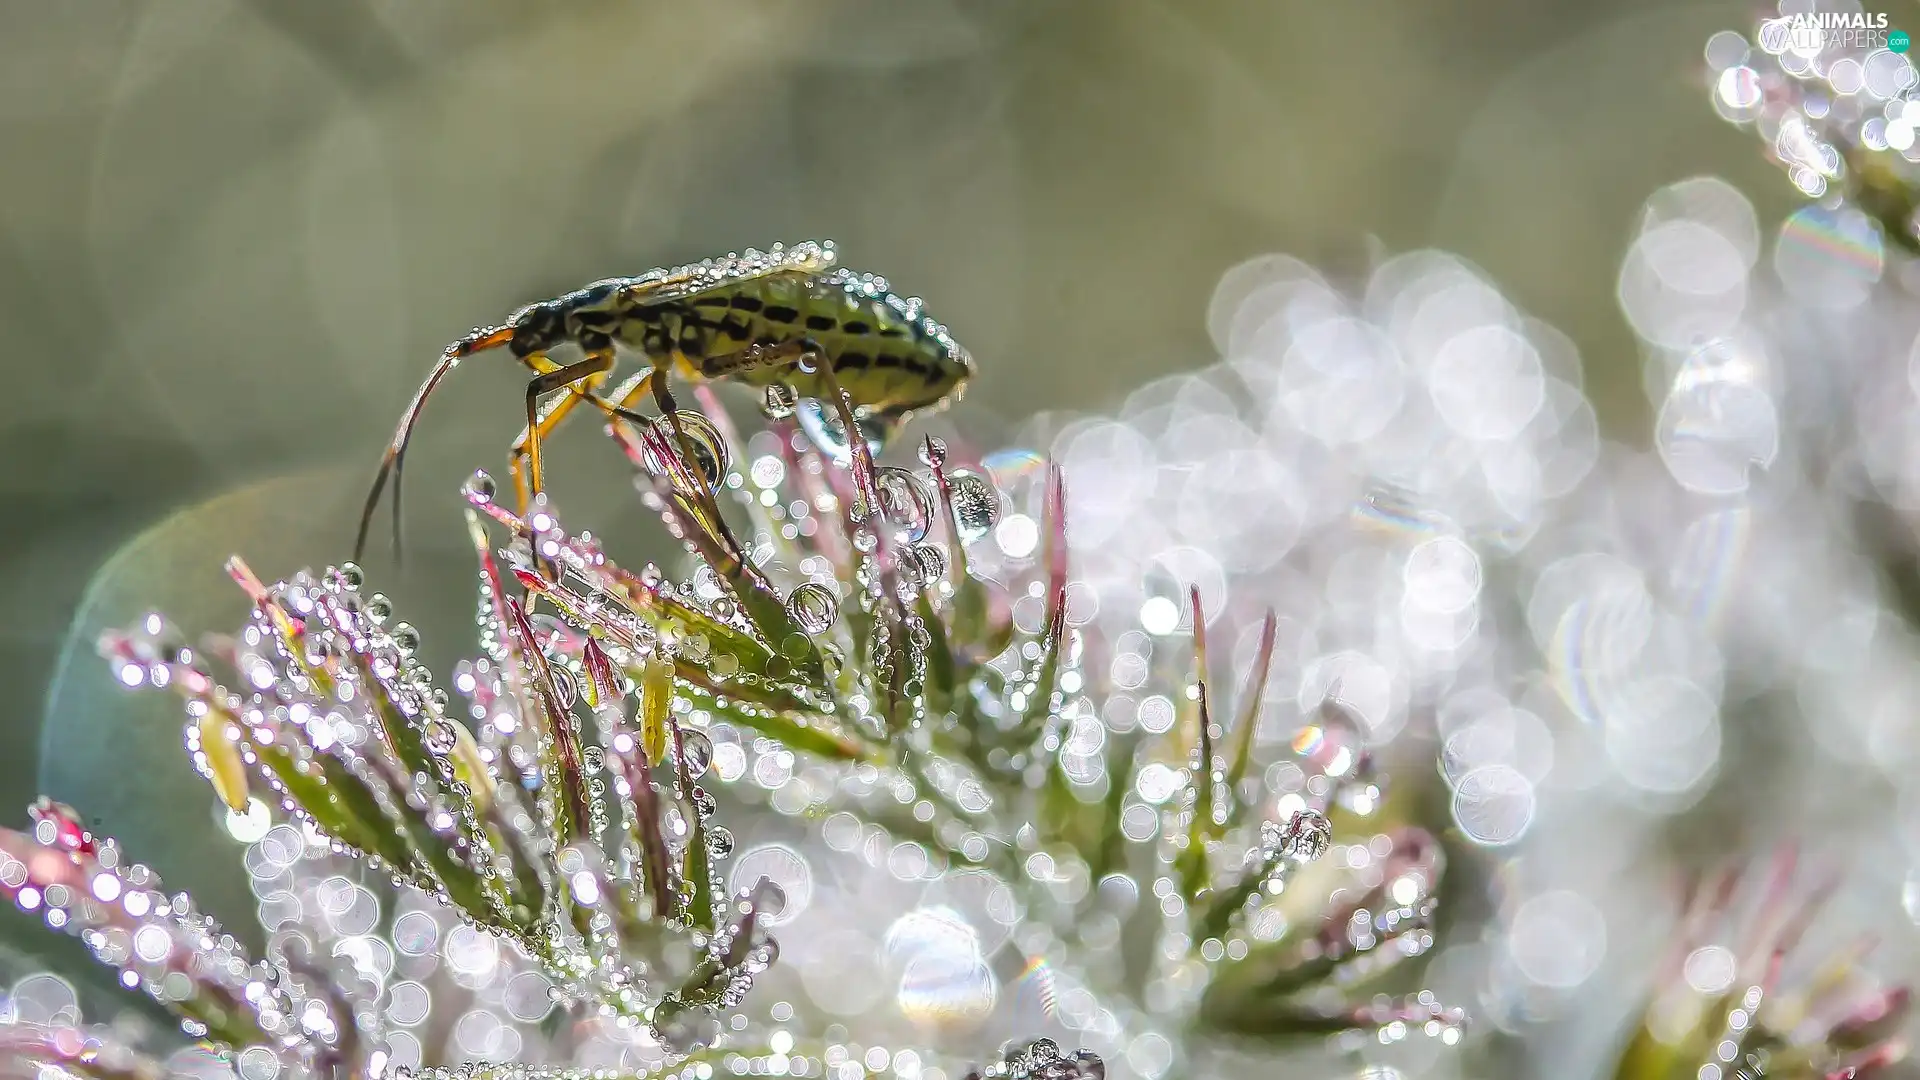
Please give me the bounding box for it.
[508,372,609,517]
[512,350,614,516]
[604,368,657,411]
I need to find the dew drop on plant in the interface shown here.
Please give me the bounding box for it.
[548,666,578,711]
[786,582,839,635]
[1262,809,1333,863]
[365,594,393,624]
[708,825,735,859]
[462,470,497,503]
[391,623,421,653]
[947,471,1001,543]
[424,720,458,756]
[642,411,731,490]
[906,543,948,587]
[919,435,948,467]
[874,467,934,543]
[680,729,713,780]
[762,383,798,419]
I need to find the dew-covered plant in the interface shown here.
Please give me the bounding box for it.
[0,328,1469,1080]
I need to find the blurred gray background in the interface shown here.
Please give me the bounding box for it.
[4,0,1784,914]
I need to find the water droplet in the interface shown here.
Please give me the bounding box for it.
[424,720,458,756]
[709,825,735,859]
[336,563,365,591]
[1262,809,1332,863]
[762,383,798,420]
[462,471,497,503]
[946,471,1001,543]
[365,594,393,625]
[874,467,934,543]
[654,1006,720,1054]
[795,399,885,465]
[642,411,731,490]
[919,435,948,467]
[692,787,716,817]
[548,667,578,711]
[786,582,839,635]
[680,729,713,780]
[581,745,605,774]
[391,623,421,653]
[905,543,948,588]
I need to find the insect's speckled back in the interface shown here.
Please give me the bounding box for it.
[622,270,972,417]
[573,243,973,419]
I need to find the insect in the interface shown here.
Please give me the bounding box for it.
[354,240,975,562]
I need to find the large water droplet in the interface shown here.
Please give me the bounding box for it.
[795,398,885,465]
[919,435,948,468]
[905,543,948,588]
[424,720,458,756]
[642,411,731,490]
[708,825,735,860]
[548,666,579,711]
[680,729,713,780]
[1261,808,1332,863]
[786,582,839,635]
[762,383,798,420]
[391,623,421,653]
[874,467,934,543]
[462,471,497,503]
[946,471,1001,543]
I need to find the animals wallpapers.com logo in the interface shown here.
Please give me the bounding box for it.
[1759,11,1910,53]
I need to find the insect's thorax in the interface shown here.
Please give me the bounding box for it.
[613,272,971,416]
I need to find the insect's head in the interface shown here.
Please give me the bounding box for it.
[507,299,567,356]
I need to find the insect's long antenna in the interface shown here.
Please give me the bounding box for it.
[355,326,514,564]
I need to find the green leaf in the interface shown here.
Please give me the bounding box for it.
[1222,610,1278,827]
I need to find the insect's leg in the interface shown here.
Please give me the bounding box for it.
[513,350,616,516]
[506,352,615,516]
[356,326,514,564]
